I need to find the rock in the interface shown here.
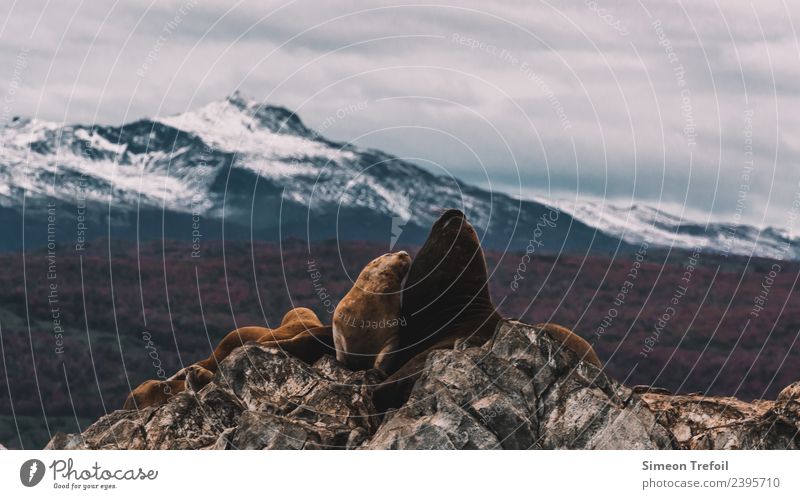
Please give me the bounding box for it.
[45,432,86,450]
[641,393,799,449]
[45,320,800,450]
[632,385,673,395]
[365,321,672,449]
[778,381,800,402]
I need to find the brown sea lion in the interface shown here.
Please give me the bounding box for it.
[258,325,336,364]
[193,307,324,372]
[122,379,184,410]
[534,323,602,368]
[333,251,412,371]
[124,308,330,409]
[123,325,337,410]
[375,209,502,410]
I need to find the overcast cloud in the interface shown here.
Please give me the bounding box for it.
[1,0,798,227]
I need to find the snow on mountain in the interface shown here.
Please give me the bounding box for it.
[0,116,204,212]
[156,93,357,169]
[0,93,798,259]
[538,196,800,260]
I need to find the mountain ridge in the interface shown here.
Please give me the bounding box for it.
[1,93,797,259]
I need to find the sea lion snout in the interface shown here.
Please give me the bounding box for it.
[390,250,412,278]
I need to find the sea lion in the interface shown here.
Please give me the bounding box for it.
[123,325,337,410]
[193,307,323,372]
[332,251,412,371]
[124,308,330,409]
[122,379,184,410]
[375,209,502,410]
[534,323,602,368]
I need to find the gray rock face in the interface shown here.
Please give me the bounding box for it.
[365,321,673,449]
[641,390,800,450]
[46,321,800,450]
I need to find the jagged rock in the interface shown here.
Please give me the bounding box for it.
[45,432,86,450]
[48,342,381,450]
[642,392,800,449]
[365,321,673,449]
[46,320,800,450]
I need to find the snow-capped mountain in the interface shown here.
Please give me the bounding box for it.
[0,92,797,260]
[540,197,799,260]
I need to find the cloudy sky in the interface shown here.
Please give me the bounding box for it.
[1,0,798,227]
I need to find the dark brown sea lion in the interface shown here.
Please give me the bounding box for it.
[374,209,502,410]
[333,251,412,371]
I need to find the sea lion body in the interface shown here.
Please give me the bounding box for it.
[195,307,323,372]
[403,210,500,352]
[333,251,411,371]
[259,325,335,364]
[125,307,332,409]
[534,323,602,368]
[375,209,502,410]
[396,209,501,362]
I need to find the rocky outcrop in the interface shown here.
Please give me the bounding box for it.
[46,321,800,450]
[641,382,800,449]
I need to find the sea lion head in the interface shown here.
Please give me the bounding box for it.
[184,364,215,393]
[355,250,412,293]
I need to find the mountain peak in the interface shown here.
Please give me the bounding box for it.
[224,89,253,107]
[220,91,310,137]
